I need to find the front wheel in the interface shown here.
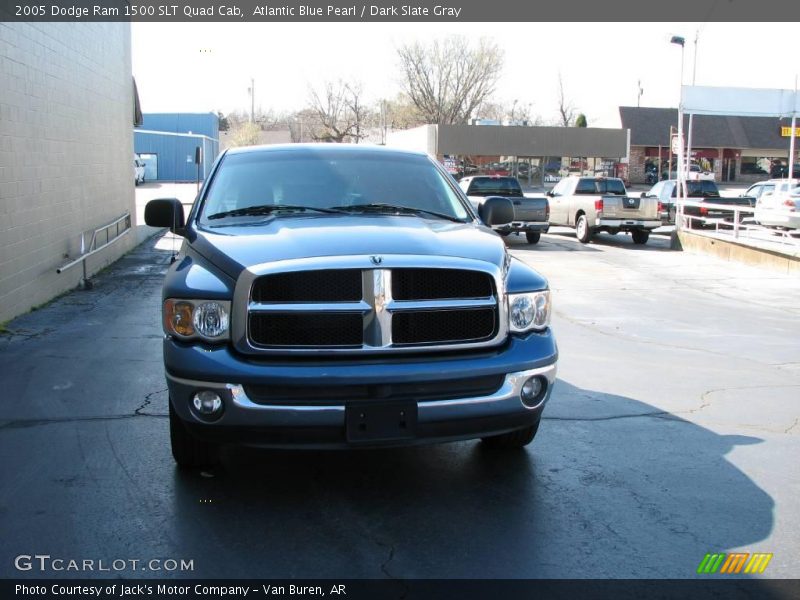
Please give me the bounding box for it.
[631,229,650,245]
[525,231,541,244]
[169,400,219,469]
[481,419,541,449]
[575,214,593,243]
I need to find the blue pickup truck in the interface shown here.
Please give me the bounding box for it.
[144,144,558,467]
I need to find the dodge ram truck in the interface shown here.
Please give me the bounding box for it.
[144,145,558,467]
[458,175,550,244]
[547,176,660,244]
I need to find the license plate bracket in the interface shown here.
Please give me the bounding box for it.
[345,401,417,443]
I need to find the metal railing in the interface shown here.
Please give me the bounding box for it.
[677,200,799,248]
[56,213,132,288]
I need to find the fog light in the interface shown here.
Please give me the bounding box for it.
[520,376,547,407]
[192,390,223,419]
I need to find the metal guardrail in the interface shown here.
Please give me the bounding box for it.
[677,200,799,248]
[56,213,132,289]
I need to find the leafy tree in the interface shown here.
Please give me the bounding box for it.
[575,113,588,127]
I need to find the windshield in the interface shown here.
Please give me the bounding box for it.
[199,149,470,224]
[467,177,523,196]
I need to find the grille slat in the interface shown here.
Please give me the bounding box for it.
[252,269,362,303]
[392,268,493,300]
[249,313,363,347]
[392,308,497,345]
[244,374,505,406]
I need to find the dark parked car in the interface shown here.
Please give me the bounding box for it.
[458,175,550,244]
[144,145,558,467]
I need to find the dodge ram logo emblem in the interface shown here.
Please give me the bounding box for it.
[370,256,383,265]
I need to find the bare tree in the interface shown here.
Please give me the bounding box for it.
[556,73,577,127]
[307,80,372,143]
[397,36,504,124]
[476,99,543,125]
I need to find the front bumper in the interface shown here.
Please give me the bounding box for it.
[164,331,558,448]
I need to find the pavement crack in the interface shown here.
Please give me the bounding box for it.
[785,417,799,435]
[0,412,168,432]
[135,388,168,416]
[543,412,669,422]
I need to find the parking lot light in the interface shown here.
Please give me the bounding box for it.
[671,35,686,228]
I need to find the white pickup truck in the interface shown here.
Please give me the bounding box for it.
[547,176,660,245]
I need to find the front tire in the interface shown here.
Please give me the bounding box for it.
[481,419,541,449]
[525,231,541,244]
[575,214,593,243]
[169,400,219,468]
[631,229,650,245]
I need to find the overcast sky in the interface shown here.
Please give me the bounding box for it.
[131,22,799,129]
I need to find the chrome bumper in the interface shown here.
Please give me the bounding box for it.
[166,363,558,429]
[597,218,661,229]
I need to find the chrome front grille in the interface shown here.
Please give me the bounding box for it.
[235,257,507,355]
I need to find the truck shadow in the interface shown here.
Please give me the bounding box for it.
[169,381,775,581]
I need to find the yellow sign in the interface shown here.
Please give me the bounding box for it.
[780,126,800,137]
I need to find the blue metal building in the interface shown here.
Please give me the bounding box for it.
[134,113,219,182]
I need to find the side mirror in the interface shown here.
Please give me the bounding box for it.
[144,198,186,234]
[478,196,514,226]
[640,192,646,198]
[546,190,554,197]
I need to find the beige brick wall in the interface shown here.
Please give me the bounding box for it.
[0,22,136,323]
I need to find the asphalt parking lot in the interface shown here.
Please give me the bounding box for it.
[0,199,798,579]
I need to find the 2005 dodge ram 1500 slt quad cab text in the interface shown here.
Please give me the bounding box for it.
[145,145,558,467]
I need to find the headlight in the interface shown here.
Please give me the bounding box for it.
[164,299,230,342]
[193,301,229,338]
[508,291,551,333]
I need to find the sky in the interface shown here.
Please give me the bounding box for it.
[131,22,800,129]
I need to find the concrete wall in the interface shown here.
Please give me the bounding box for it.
[0,22,136,323]
[436,125,628,158]
[385,125,437,156]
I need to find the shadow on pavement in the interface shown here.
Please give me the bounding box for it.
[167,380,775,580]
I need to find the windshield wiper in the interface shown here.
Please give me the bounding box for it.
[207,204,338,220]
[329,203,464,222]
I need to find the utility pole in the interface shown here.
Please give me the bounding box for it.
[249,78,255,124]
[637,80,643,107]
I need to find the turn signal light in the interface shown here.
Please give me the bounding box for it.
[164,300,194,336]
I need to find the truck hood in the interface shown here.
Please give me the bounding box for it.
[189,214,507,278]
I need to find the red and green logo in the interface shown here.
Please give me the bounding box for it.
[697,552,773,574]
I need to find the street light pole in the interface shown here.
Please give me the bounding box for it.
[671,36,686,229]
[790,76,797,180]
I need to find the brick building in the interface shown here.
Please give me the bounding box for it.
[620,107,798,184]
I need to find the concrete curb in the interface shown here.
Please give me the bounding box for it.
[676,230,800,275]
